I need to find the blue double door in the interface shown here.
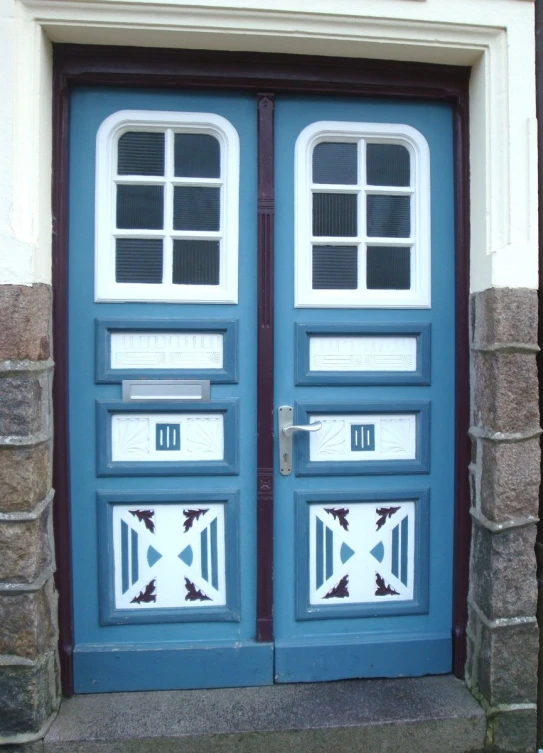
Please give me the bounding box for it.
[68,86,454,692]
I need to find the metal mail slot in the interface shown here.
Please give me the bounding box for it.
[121,379,211,403]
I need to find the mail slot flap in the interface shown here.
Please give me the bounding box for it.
[121,380,210,403]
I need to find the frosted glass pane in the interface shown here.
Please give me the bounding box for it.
[366,144,410,186]
[367,195,410,238]
[312,246,358,289]
[117,132,165,176]
[173,240,220,285]
[115,239,163,284]
[174,134,220,178]
[173,187,220,231]
[313,143,357,185]
[116,186,164,229]
[366,246,410,290]
[313,194,357,237]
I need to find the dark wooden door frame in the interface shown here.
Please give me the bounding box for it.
[52,44,471,696]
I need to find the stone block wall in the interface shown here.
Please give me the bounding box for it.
[0,285,60,745]
[466,288,540,753]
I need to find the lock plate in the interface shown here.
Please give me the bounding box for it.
[278,405,294,476]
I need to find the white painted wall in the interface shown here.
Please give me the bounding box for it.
[0,0,537,292]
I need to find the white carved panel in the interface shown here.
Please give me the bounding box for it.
[111,333,224,370]
[309,414,416,462]
[111,413,224,462]
[309,501,415,605]
[309,336,417,372]
[113,503,226,610]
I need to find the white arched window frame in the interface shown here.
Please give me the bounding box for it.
[295,122,431,308]
[95,110,240,303]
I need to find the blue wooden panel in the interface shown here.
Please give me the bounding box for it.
[74,641,273,693]
[294,401,430,476]
[295,489,430,620]
[95,318,238,383]
[95,399,239,476]
[295,323,431,386]
[97,491,240,625]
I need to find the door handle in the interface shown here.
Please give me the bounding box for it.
[278,405,322,476]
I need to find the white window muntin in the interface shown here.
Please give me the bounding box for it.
[295,121,431,308]
[95,110,239,303]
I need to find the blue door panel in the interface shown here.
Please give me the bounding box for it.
[273,95,455,679]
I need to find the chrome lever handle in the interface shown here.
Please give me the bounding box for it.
[282,421,322,437]
[278,406,321,475]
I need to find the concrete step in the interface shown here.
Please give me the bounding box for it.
[44,675,486,753]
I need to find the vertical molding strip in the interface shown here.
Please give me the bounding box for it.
[256,94,275,643]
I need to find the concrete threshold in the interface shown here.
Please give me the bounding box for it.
[44,675,486,753]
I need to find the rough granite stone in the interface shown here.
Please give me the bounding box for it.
[0,503,52,584]
[0,579,58,660]
[471,288,538,347]
[0,653,58,736]
[1,744,44,752]
[0,370,52,441]
[0,284,51,362]
[479,437,540,522]
[473,351,539,434]
[470,521,537,620]
[491,708,537,753]
[0,442,51,514]
[478,622,538,705]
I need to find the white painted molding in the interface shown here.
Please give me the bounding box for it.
[4,0,537,290]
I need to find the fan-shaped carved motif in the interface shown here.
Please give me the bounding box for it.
[380,419,413,456]
[315,420,346,457]
[115,418,150,456]
[186,418,221,455]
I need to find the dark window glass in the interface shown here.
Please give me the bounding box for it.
[366,144,410,187]
[115,239,163,284]
[367,195,410,238]
[173,187,220,231]
[173,240,220,285]
[116,185,164,229]
[313,142,357,185]
[174,134,220,178]
[117,132,165,176]
[366,246,411,290]
[312,246,358,289]
[313,194,357,237]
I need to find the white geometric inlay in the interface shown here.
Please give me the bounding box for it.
[309,501,415,605]
[111,332,224,370]
[111,413,224,462]
[309,414,416,462]
[309,336,417,372]
[113,503,226,609]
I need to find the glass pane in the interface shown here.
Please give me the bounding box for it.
[313,194,357,237]
[367,195,410,238]
[366,144,410,186]
[313,143,357,185]
[366,246,411,290]
[174,134,220,178]
[173,187,220,231]
[115,239,163,284]
[116,185,164,229]
[173,240,220,285]
[312,246,358,289]
[117,132,165,176]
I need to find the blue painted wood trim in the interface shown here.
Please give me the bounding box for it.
[274,632,450,683]
[295,489,430,620]
[96,399,239,476]
[95,318,238,383]
[97,490,240,625]
[73,640,273,692]
[294,401,431,476]
[295,323,431,386]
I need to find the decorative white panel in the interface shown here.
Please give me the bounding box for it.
[309,414,416,462]
[309,501,415,605]
[111,413,224,462]
[309,336,417,372]
[111,332,224,370]
[113,503,226,609]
